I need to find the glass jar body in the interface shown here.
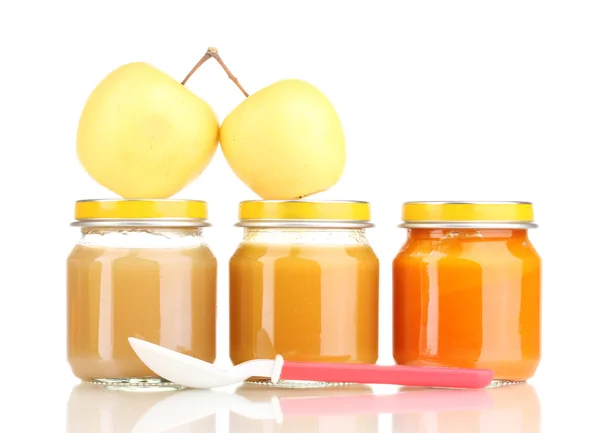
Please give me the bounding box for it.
[67,227,217,386]
[230,228,380,366]
[392,228,541,382]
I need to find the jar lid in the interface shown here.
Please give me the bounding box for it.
[236,200,374,228]
[400,201,537,229]
[72,199,210,227]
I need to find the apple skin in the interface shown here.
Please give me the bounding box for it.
[77,62,219,198]
[219,79,346,200]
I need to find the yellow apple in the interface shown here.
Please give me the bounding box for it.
[77,62,218,198]
[219,79,346,200]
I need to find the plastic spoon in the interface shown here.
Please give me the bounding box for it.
[128,338,493,389]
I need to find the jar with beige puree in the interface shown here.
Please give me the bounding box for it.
[229,200,380,385]
[67,200,217,388]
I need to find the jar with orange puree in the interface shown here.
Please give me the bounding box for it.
[393,202,541,382]
[230,201,380,377]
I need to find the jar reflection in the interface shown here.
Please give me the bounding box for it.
[66,384,216,433]
[392,384,540,433]
[230,384,378,433]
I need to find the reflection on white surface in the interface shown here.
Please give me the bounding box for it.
[66,383,539,433]
[67,385,216,432]
[392,385,540,433]
[230,385,379,433]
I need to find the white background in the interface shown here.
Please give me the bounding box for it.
[0,1,598,431]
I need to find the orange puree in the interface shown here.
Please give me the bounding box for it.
[393,228,541,381]
[230,242,379,365]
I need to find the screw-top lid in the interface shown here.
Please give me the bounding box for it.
[236,200,373,228]
[401,201,537,229]
[72,199,209,227]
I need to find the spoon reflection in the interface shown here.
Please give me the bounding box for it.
[66,383,539,433]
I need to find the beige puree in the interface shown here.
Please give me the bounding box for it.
[67,243,217,381]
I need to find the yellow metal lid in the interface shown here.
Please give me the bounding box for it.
[237,200,373,228]
[401,201,537,229]
[73,199,209,227]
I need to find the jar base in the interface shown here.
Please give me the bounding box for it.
[243,379,527,390]
[487,379,527,388]
[84,377,183,391]
[244,378,352,389]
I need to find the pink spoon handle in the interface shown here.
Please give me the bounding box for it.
[279,361,493,389]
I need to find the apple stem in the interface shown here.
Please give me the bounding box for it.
[181,47,249,97]
[181,51,212,86]
[211,50,249,97]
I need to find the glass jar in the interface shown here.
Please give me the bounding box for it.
[229,200,380,375]
[393,202,541,383]
[67,199,217,388]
